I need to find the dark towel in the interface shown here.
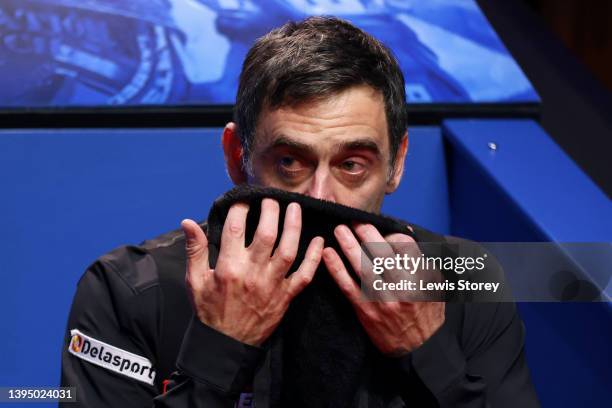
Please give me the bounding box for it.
[205,185,417,408]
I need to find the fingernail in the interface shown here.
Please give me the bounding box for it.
[287,202,300,218]
[262,198,274,208]
[181,220,195,240]
[335,225,351,240]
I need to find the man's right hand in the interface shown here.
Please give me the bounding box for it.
[181,199,324,346]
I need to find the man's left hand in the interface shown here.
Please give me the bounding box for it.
[322,223,445,356]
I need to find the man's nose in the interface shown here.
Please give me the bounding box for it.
[306,168,336,202]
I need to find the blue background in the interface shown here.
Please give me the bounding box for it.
[0,0,538,107]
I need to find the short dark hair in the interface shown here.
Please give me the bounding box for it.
[234,16,408,170]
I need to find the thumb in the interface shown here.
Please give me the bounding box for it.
[181,219,209,265]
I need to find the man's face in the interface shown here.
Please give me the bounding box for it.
[242,85,405,213]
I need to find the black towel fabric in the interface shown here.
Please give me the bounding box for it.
[205,185,419,408]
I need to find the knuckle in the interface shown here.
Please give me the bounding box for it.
[289,276,311,295]
[225,274,240,285]
[342,237,357,250]
[277,249,296,266]
[221,267,240,283]
[367,311,382,324]
[257,230,277,247]
[298,273,313,287]
[185,243,202,258]
[226,221,244,238]
[339,283,354,294]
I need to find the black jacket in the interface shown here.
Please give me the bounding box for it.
[60,222,539,407]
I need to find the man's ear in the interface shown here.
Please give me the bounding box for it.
[222,122,247,184]
[385,133,408,194]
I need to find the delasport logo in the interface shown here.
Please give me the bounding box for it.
[70,333,83,353]
[68,329,156,385]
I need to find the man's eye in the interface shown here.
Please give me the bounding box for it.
[277,156,305,179]
[279,156,297,168]
[340,160,364,173]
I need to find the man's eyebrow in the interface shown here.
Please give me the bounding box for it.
[264,135,317,156]
[262,135,383,158]
[334,139,383,158]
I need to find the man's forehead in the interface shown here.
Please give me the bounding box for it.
[253,85,389,151]
[262,84,384,117]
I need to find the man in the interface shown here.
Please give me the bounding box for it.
[61,16,539,407]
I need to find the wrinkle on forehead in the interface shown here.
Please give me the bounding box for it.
[254,85,389,153]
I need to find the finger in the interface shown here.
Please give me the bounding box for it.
[181,219,209,266]
[182,219,211,293]
[384,232,417,256]
[381,232,421,284]
[286,236,324,298]
[386,232,439,290]
[333,224,372,281]
[353,223,395,261]
[249,198,280,263]
[272,202,302,274]
[322,247,363,305]
[354,224,421,286]
[220,202,249,257]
